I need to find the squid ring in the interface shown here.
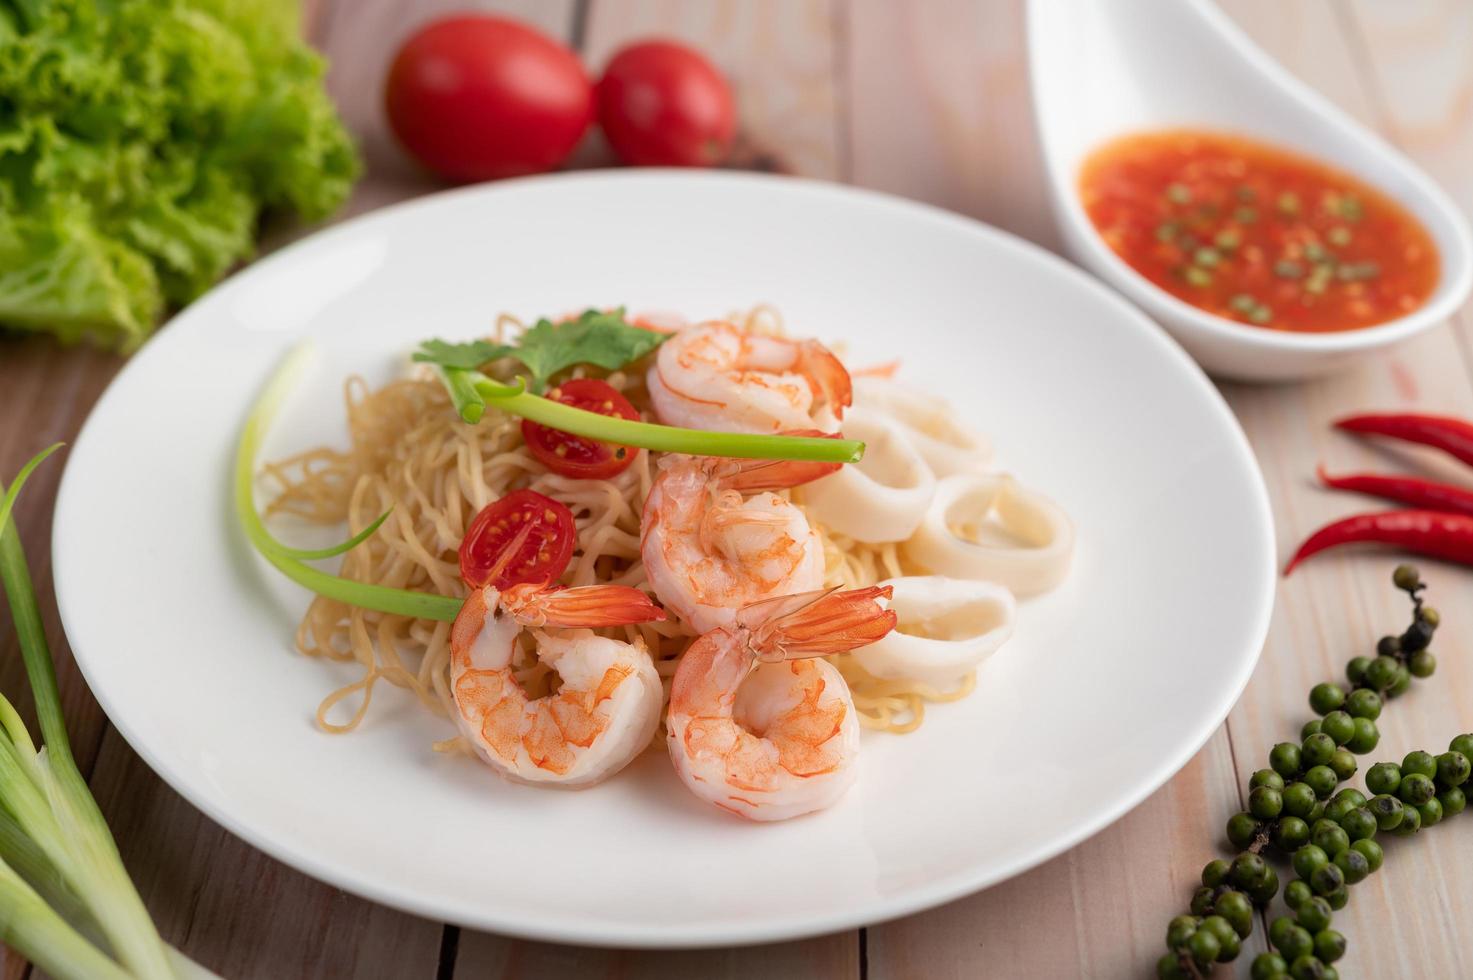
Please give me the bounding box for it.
[904,474,1073,596]
[799,408,936,543]
[854,377,992,476]
[850,576,1016,687]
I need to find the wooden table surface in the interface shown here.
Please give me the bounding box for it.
[3,1,1472,977]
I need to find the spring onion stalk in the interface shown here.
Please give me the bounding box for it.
[0,454,176,979]
[272,508,393,562]
[0,443,61,534]
[0,693,38,760]
[437,366,867,464]
[0,803,91,935]
[0,858,130,980]
[236,346,462,622]
[0,753,220,979]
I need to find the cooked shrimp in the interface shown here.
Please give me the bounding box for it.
[450,582,666,787]
[666,586,896,821]
[641,453,839,634]
[647,321,852,434]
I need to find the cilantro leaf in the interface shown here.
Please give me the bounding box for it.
[509,310,667,390]
[412,338,515,370]
[415,308,667,392]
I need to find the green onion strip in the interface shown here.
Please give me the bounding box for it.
[235,346,462,623]
[440,367,866,464]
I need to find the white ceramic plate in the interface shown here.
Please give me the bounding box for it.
[53,172,1274,947]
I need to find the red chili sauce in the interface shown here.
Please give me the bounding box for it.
[1080,130,1439,333]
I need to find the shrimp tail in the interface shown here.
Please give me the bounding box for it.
[713,433,844,493]
[799,341,853,421]
[503,584,667,628]
[739,586,896,661]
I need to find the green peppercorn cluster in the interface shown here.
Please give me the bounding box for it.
[1249,734,1472,980]
[1156,566,1439,979]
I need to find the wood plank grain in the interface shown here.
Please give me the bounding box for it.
[1341,1,1473,201]
[866,731,1261,979]
[1343,0,1473,368]
[845,0,1060,250]
[452,932,859,980]
[579,0,845,178]
[1218,0,1384,112]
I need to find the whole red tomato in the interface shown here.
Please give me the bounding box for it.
[385,15,593,182]
[596,40,735,167]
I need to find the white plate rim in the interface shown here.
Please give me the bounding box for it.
[52,169,1276,948]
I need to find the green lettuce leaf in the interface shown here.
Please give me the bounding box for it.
[0,0,359,349]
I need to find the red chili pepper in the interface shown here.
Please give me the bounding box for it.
[1285,510,1473,575]
[1336,413,1473,469]
[1316,465,1473,517]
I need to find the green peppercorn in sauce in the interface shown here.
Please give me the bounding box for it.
[1080,130,1439,333]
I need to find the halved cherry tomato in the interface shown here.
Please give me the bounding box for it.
[460,489,576,589]
[521,378,641,479]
